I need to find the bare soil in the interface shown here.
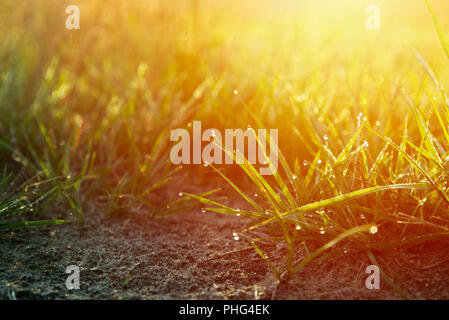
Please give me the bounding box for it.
[2,202,449,300]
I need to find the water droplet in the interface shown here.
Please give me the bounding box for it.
[178,192,183,197]
[323,135,329,141]
[232,232,240,241]
[292,175,297,180]
[369,225,378,234]
[201,208,206,214]
[203,162,209,167]
[419,198,427,206]
[254,193,258,198]
[233,90,239,95]
[303,161,308,166]
[295,225,301,231]
[319,228,325,235]
[317,159,322,164]
[360,214,365,219]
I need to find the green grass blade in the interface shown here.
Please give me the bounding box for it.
[0,219,68,230]
[426,0,449,59]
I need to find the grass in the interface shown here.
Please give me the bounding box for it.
[0,0,207,225]
[1,0,449,297]
[183,0,449,293]
[0,168,67,230]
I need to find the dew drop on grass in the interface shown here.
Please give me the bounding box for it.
[295,225,301,231]
[178,192,183,197]
[303,161,308,166]
[292,175,297,180]
[319,228,325,235]
[201,208,206,214]
[233,90,239,95]
[232,232,240,241]
[369,226,378,234]
[235,208,241,216]
[254,193,258,198]
[323,135,329,141]
[317,159,322,164]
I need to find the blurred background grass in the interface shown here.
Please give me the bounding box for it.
[3,0,449,160]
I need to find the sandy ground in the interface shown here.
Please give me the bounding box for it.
[2,201,449,300]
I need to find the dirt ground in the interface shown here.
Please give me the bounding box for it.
[2,198,449,300]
